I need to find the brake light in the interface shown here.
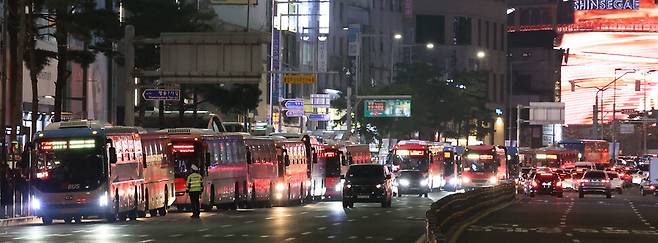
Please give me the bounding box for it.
[556,181,562,187]
[532,181,538,188]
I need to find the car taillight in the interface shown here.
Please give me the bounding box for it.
[532,181,538,188]
[602,180,609,183]
[556,181,562,187]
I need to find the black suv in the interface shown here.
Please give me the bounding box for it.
[342,164,392,208]
[526,172,564,198]
[395,170,429,197]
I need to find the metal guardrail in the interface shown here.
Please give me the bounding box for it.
[425,183,516,243]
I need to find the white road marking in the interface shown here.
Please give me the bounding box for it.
[366,236,373,239]
[169,234,183,237]
[285,237,296,241]
[197,228,209,232]
[265,217,273,220]
[332,222,341,226]
[573,240,581,243]
[138,235,149,238]
[327,235,336,239]
[566,233,573,237]
[241,234,250,237]
[224,234,235,237]
[244,220,255,223]
[317,227,327,230]
[301,232,312,235]
[221,224,233,228]
[348,236,358,239]
[300,212,308,214]
[138,240,155,243]
[260,235,270,238]
[385,237,394,241]
[202,234,213,238]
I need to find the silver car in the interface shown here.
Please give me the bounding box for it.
[578,170,612,198]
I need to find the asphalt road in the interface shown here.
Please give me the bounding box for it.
[0,191,451,243]
[459,187,658,243]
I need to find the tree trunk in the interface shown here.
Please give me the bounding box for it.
[53,6,69,122]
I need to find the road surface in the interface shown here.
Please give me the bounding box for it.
[459,187,658,243]
[0,192,451,243]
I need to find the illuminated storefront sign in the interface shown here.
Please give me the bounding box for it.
[574,0,640,11]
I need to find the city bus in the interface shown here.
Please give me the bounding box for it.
[442,145,459,191]
[386,140,443,190]
[244,137,279,207]
[140,132,175,217]
[460,145,508,188]
[201,132,252,210]
[165,128,216,210]
[533,147,579,169]
[31,121,145,224]
[320,142,372,199]
[271,137,310,206]
[559,139,610,167]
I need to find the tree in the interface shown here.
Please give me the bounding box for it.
[35,0,120,121]
[195,84,262,120]
[357,63,492,142]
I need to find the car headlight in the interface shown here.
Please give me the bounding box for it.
[275,183,285,192]
[489,176,498,184]
[99,191,109,207]
[376,184,382,189]
[420,179,428,187]
[335,183,342,191]
[31,197,41,210]
[462,176,471,184]
[651,185,656,190]
[449,177,459,185]
[346,184,352,188]
[399,179,410,187]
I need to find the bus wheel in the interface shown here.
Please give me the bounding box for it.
[118,212,128,221]
[74,216,82,224]
[42,217,53,225]
[64,217,72,224]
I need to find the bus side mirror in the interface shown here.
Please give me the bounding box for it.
[313,153,318,164]
[284,155,291,166]
[246,150,253,164]
[109,147,118,164]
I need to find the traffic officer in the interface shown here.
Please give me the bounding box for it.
[186,165,203,218]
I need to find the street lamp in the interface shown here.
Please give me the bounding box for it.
[394,33,402,40]
[612,68,636,161]
[476,51,486,59]
[426,43,435,49]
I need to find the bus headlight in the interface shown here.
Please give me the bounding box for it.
[31,198,41,210]
[335,183,342,191]
[99,191,109,207]
[376,184,383,189]
[275,183,285,192]
[489,176,498,185]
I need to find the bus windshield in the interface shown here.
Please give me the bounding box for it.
[325,153,342,177]
[34,140,104,192]
[463,153,497,173]
[390,150,429,171]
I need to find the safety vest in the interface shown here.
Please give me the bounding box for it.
[186,172,203,192]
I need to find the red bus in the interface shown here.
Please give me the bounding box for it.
[427,142,448,190]
[461,145,508,188]
[322,143,371,199]
[140,132,175,217]
[31,121,145,224]
[201,132,252,210]
[533,147,579,169]
[244,137,278,207]
[386,140,443,189]
[271,137,310,206]
[559,139,610,165]
[165,128,216,210]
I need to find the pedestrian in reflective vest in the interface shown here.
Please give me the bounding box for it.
[186,165,203,218]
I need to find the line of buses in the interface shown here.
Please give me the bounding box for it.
[27,121,372,224]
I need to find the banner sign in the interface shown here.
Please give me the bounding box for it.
[574,0,640,11]
[364,99,412,118]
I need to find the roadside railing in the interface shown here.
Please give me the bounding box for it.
[425,183,516,243]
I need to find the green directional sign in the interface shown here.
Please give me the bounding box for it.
[363,99,412,118]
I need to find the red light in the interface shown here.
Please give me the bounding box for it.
[172,144,195,153]
[532,181,538,188]
[540,173,553,176]
[36,171,49,179]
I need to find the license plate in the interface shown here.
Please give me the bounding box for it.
[357,195,370,199]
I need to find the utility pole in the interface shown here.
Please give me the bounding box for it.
[123,25,135,126]
[10,0,26,146]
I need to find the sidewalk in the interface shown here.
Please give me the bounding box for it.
[0,216,38,227]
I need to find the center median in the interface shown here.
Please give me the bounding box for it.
[425,183,516,243]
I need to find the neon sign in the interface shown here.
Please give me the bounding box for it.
[41,140,95,150]
[574,0,640,11]
[396,150,425,156]
[172,144,195,153]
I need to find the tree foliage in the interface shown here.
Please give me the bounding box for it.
[357,63,492,141]
[196,84,262,116]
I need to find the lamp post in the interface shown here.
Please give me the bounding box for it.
[612,68,636,161]
[643,70,656,155]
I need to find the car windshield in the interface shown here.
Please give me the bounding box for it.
[347,165,385,180]
[390,154,429,171]
[325,153,342,177]
[584,171,607,179]
[399,170,423,178]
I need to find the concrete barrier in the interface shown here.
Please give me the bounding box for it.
[425,183,516,243]
[0,216,38,227]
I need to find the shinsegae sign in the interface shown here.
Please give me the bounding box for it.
[574,0,640,11]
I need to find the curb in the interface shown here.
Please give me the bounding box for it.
[448,197,519,243]
[0,216,39,227]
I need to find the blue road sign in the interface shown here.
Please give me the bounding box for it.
[308,114,330,121]
[142,89,181,101]
[285,109,305,117]
[283,99,305,110]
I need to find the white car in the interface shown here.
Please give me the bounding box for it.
[631,171,649,184]
[605,171,624,194]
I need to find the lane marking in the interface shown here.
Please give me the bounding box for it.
[332,222,341,226]
[197,228,209,232]
[327,235,336,239]
[573,239,581,243]
[224,234,235,237]
[260,235,270,238]
[566,233,573,237]
[285,237,296,241]
[348,236,358,239]
[301,232,311,235]
[169,234,183,237]
[138,240,155,243]
[386,237,394,241]
[202,234,213,238]
[221,224,232,228]
[317,227,327,230]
